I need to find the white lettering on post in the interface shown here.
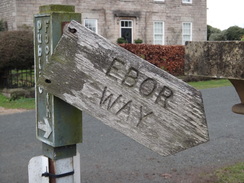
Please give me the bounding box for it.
[36,17,52,139]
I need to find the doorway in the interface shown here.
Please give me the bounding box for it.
[120,20,133,43]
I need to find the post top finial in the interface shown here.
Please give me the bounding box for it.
[39,4,75,14]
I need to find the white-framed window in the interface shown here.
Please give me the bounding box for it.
[121,20,133,28]
[84,19,98,33]
[153,21,164,45]
[182,0,192,4]
[182,22,192,45]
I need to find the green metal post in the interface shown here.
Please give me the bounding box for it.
[34,4,82,182]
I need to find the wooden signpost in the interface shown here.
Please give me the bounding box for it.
[38,21,209,156]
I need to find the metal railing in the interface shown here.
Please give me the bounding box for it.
[2,68,34,88]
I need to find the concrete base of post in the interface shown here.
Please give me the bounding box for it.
[28,152,80,183]
[48,157,74,183]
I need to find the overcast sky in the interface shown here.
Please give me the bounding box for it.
[207,0,244,30]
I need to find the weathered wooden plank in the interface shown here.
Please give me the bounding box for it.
[185,41,244,80]
[38,21,209,156]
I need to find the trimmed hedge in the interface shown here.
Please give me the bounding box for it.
[0,31,34,70]
[119,44,185,76]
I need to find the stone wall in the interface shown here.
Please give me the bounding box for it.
[0,0,207,44]
[0,0,16,30]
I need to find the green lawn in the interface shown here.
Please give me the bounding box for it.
[0,93,35,109]
[188,79,231,90]
[199,162,244,183]
[214,162,244,183]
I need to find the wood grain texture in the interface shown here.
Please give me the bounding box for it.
[38,21,209,156]
[185,41,244,80]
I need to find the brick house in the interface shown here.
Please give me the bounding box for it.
[0,0,207,45]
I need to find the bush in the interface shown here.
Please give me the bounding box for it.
[207,25,221,40]
[0,31,34,70]
[117,37,128,44]
[209,32,226,41]
[134,38,143,44]
[225,26,244,40]
[119,44,185,76]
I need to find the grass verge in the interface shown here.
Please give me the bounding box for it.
[0,93,35,109]
[188,79,231,90]
[199,162,244,183]
[214,162,244,183]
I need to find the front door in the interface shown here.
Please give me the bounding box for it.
[121,20,133,43]
[121,28,132,43]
